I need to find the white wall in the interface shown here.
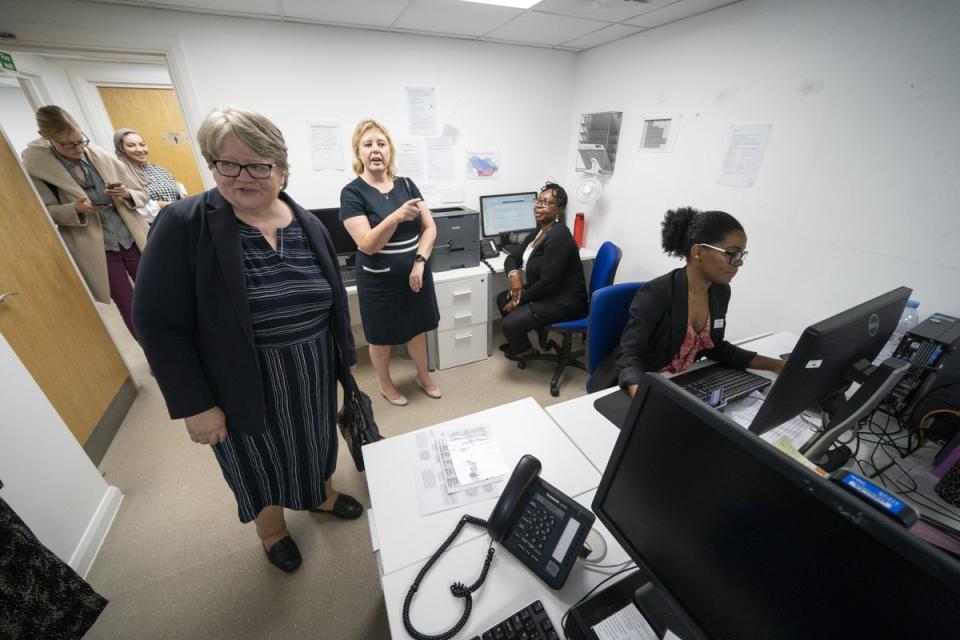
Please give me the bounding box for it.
[0,83,36,154]
[0,332,122,576]
[566,0,960,339]
[0,0,578,210]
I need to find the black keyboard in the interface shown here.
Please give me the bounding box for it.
[673,364,771,406]
[339,267,357,286]
[471,600,560,640]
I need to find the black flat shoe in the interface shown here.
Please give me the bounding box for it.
[311,493,364,520]
[264,536,301,573]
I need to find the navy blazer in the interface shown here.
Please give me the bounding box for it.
[504,223,588,324]
[133,189,357,435]
[613,268,756,389]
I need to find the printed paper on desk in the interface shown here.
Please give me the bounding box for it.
[436,423,508,494]
[412,428,505,516]
[592,603,658,640]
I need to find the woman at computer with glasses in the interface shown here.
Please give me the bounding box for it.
[598,207,784,396]
[497,183,588,360]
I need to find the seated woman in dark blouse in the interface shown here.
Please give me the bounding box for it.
[497,183,587,359]
[605,207,784,396]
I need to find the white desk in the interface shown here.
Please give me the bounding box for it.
[379,488,633,639]
[363,397,602,577]
[483,247,597,356]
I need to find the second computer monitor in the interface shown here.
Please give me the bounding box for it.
[479,192,537,245]
[749,286,912,436]
[310,207,357,256]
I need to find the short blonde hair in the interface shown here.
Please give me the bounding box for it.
[36,105,81,138]
[197,106,290,187]
[351,119,396,180]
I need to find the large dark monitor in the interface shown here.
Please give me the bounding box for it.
[592,373,960,639]
[310,207,357,257]
[748,287,912,456]
[479,192,537,246]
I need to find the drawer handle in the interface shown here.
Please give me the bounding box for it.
[453,313,472,321]
[452,289,472,297]
[454,332,472,342]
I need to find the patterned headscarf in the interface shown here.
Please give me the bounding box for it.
[113,128,151,190]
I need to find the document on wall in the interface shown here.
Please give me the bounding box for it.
[396,138,427,184]
[308,120,344,171]
[591,603,658,640]
[718,123,771,187]
[466,149,500,179]
[426,136,455,181]
[407,86,437,136]
[412,425,507,516]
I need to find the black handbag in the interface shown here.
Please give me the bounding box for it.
[337,372,383,471]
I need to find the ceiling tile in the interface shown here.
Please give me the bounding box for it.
[395,0,522,37]
[625,0,740,29]
[282,0,411,27]
[152,0,280,16]
[533,0,655,23]
[560,23,643,49]
[486,10,607,46]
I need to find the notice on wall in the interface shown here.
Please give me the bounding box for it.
[638,115,677,153]
[465,149,499,180]
[426,136,454,181]
[309,121,344,171]
[407,86,437,136]
[396,138,427,184]
[718,123,772,187]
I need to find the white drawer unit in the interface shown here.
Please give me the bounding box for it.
[433,271,488,369]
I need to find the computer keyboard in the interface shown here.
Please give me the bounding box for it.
[470,600,560,640]
[673,365,772,406]
[339,267,357,286]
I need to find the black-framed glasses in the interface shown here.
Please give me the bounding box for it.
[212,159,275,179]
[53,135,90,150]
[534,197,556,207]
[700,243,748,265]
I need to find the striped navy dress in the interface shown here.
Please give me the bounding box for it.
[212,218,338,523]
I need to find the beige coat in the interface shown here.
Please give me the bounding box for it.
[22,139,150,303]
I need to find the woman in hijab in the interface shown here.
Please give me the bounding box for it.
[113,128,184,215]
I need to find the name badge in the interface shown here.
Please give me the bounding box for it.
[713,318,725,329]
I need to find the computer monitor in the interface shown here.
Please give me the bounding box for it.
[310,207,357,262]
[591,373,960,639]
[749,287,912,457]
[479,192,537,247]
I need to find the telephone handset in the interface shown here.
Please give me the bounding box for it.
[403,455,596,640]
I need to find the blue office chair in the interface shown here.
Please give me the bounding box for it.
[584,282,645,392]
[517,241,622,396]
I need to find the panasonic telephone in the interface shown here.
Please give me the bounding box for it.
[402,455,595,640]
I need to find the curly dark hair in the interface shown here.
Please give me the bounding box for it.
[661,207,744,259]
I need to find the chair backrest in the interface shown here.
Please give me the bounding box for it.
[587,241,622,297]
[586,281,645,374]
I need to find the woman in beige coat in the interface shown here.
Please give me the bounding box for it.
[22,106,149,338]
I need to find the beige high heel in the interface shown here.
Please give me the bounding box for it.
[379,385,408,406]
[416,380,442,399]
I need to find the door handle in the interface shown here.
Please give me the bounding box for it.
[0,292,18,304]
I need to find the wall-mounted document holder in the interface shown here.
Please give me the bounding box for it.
[577,111,622,174]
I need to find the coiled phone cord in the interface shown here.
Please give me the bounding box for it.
[402,514,495,640]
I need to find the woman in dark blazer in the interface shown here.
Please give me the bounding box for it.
[602,207,784,396]
[497,183,587,358]
[133,107,361,574]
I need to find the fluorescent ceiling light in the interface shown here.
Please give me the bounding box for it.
[458,0,540,9]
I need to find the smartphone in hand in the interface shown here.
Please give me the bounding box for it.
[106,182,122,189]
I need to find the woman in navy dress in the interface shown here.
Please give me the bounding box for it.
[340,119,441,406]
[134,107,362,574]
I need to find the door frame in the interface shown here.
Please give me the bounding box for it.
[1,38,213,190]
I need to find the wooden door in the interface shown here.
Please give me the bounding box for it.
[0,129,130,445]
[98,86,205,196]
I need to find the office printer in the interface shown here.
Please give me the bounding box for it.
[430,206,480,272]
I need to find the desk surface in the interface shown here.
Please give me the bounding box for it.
[380,488,632,639]
[484,246,596,274]
[363,397,601,576]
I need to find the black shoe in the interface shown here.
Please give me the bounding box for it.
[311,493,364,520]
[264,536,301,573]
[498,342,511,353]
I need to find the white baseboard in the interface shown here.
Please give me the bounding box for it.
[69,486,124,578]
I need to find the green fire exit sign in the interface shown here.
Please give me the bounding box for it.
[0,51,15,72]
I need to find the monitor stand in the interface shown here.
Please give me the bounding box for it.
[801,357,910,460]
